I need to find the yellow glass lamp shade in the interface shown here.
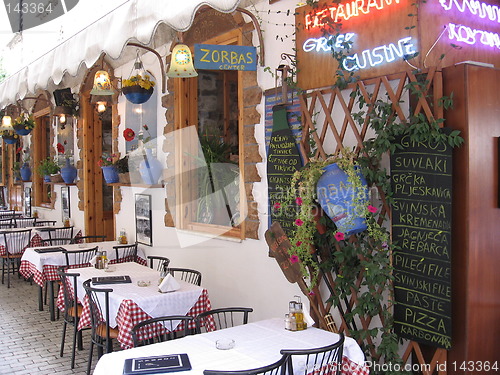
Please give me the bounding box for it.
[1,115,12,128]
[167,44,198,78]
[90,70,115,95]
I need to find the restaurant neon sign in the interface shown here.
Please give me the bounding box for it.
[304,0,401,29]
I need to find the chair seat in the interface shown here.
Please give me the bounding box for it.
[67,304,83,318]
[96,324,119,340]
[0,253,23,259]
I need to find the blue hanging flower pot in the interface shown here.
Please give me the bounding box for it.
[3,135,18,144]
[14,124,32,136]
[122,85,154,104]
[316,163,369,236]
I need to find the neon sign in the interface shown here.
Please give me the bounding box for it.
[303,33,356,52]
[446,23,500,48]
[342,37,417,71]
[304,0,401,29]
[439,0,500,22]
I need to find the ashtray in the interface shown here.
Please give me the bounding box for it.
[104,266,116,272]
[215,338,235,350]
[137,280,151,287]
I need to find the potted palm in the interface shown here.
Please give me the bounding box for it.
[37,157,61,183]
[122,74,155,104]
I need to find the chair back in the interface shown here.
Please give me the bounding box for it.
[65,247,98,268]
[71,235,107,244]
[14,217,36,228]
[113,243,138,263]
[56,267,80,317]
[194,307,253,334]
[203,354,288,375]
[2,229,32,257]
[165,267,202,286]
[280,334,345,375]
[34,220,57,227]
[82,279,114,353]
[42,238,73,246]
[0,209,15,219]
[0,218,14,229]
[147,255,170,272]
[131,315,193,347]
[45,226,74,240]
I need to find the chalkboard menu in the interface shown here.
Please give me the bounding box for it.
[391,132,453,349]
[267,105,303,239]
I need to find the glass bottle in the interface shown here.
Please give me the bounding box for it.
[119,228,127,244]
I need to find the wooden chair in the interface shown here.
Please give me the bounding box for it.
[165,267,202,286]
[64,247,98,268]
[280,334,345,375]
[1,229,32,288]
[82,279,119,375]
[147,255,170,272]
[194,307,253,334]
[57,267,84,369]
[14,217,36,228]
[71,235,106,244]
[131,315,194,347]
[113,243,138,263]
[204,354,288,375]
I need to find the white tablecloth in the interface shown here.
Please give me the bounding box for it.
[94,318,368,375]
[20,241,146,274]
[74,262,202,328]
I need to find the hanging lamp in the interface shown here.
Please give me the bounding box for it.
[167,44,198,78]
[90,70,115,95]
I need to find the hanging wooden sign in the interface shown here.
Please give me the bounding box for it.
[390,130,453,349]
[194,44,257,71]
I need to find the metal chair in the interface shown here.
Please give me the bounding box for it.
[71,235,107,244]
[47,226,74,240]
[113,243,138,263]
[14,217,36,228]
[34,220,57,227]
[194,307,253,334]
[82,279,119,375]
[165,267,202,286]
[131,315,194,347]
[57,267,84,369]
[0,209,15,219]
[42,238,73,246]
[64,247,98,269]
[1,228,32,288]
[0,217,14,229]
[204,354,288,375]
[280,334,345,375]
[147,255,170,272]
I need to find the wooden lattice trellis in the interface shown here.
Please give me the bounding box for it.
[297,67,447,375]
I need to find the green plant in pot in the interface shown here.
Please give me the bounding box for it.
[13,113,35,136]
[37,157,60,182]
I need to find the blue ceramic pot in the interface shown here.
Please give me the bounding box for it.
[44,175,51,183]
[316,163,369,236]
[3,135,17,144]
[20,163,32,181]
[139,148,162,185]
[101,166,119,183]
[61,158,77,184]
[14,125,32,136]
[122,86,154,104]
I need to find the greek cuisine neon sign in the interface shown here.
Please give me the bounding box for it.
[305,0,401,28]
[439,0,500,49]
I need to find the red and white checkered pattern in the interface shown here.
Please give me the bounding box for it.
[77,288,213,349]
[340,357,370,375]
[0,233,43,257]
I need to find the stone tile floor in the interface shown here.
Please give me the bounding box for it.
[0,274,117,374]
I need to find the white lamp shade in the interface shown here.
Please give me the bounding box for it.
[1,115,12,129]
[90,70,115,95]
[167,44,198,78]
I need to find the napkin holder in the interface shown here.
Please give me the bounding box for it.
[158,274,180,293]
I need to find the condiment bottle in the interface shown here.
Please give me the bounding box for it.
[294,295,305,331]
[101,251,108,269]
[95,251,102,269]
[288,300,297,331]
[119,228,127,244]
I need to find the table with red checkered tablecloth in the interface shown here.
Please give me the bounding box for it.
[66,262,213,349]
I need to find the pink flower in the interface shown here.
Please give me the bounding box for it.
[334,232,345,241]
[295,218,304,226]
[295,241,302,247]
[367,205,377,213]
[308,291,315,296]
[290,255,299,264]
[273,202,281,210]
[295,197,303,206]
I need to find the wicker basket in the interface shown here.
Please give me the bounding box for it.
[50,174,64,183]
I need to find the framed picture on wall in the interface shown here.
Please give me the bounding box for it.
[24,187,31,217]
[61,186,70,221]
[135,194,152,246]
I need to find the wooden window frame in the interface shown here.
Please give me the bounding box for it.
[33,107,55,208]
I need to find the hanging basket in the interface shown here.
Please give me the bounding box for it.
[14,124,33,136]
[122,85,154,104]
[2,134,18,144]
